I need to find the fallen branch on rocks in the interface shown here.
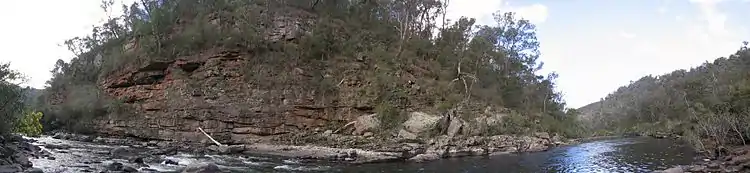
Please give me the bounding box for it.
[198,127,225,146]
[336,78,346,87]
[333,121,357,134]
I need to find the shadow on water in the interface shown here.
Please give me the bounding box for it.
[336,137,696,173]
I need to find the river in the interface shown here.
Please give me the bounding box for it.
[28,136,695,173]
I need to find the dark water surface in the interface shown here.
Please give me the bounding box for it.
[30,136,695,173]
[339,137,696,173]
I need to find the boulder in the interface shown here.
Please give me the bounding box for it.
[23,168,44,173]
[0,165,21,173]
[212,145,245,154]
[13,153,31,168]
[130,157,145,164]
[123,166,138,172]
[164,159,179,165]
[398,129,418,140]
[471,112,507,135]
[408,153,440,163]
[446,117,464,138]
[352,114,380,135]
[322,130,333,137]
[688,165,706,172]
[110,147,128,158]
[658,166,684,173]
[182,163,221,173]
[398,112,441,139]
[107,162,124,171]
[44,144,71,150]
[534,132,550,140]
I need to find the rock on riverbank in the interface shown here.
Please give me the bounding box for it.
[51,111,573,165]
[658,145,750,173]
[52,128,568,166]
[0,134,46,173]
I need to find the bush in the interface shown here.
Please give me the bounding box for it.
[375,101,405,130]
[497,113,537,135]
[15,111,43,137]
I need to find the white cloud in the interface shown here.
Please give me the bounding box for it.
[0,0,134,88]
[509,4,549,24]
[618,31,637,39]
[658,7,668,14]
[688,0,729,36]
[441,0,549,27]
[442,0,505,27]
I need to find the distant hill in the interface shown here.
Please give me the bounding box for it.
[578,45,750,149]
[22,87,41,106]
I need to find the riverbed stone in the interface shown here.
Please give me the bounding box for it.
[165,159,179,165]
[44,143,71,150]
[131,157,145,164]
[23,168,43,173]
[107,162,124,171]
[409,153,439,163]
[123,166,138,172]
[689,165,707,172]
[14,153,31,168]
[110,147,128,157]
[659,166,684,173]
[708,162,720,169]
[0,165,21,173]
[182,163,220,173]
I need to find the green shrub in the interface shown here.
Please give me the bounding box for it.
[0,63,25,136]
[15,111,43,137]
[375,101,404,130]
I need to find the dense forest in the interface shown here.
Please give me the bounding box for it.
[34,0,585,138]
[579,42,750,154]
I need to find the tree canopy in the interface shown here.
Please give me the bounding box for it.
[0,63,26,135]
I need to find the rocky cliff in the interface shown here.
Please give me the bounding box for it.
[96,48,375,144]
[93,48,519,146]
[41,1,574,160]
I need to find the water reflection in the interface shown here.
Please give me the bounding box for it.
[339,137,695,173]
[546,139,622,172]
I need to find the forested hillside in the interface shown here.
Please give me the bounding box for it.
[34,0,585,147]
[579,43,750,153]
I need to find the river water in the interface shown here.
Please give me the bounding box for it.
[29,136,695,173]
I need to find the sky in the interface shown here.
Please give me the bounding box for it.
[1,0,749,108]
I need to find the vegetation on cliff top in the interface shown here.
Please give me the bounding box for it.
[579,42,750,156]
[38,0,586,138]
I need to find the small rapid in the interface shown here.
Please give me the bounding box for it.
[27,135,696,173]
[27,136,333,173]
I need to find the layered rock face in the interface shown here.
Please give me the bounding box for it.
[95,49,377,145]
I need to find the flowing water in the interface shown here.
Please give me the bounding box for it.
[29,136,695,173]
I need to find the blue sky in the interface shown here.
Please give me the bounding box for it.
[443,0,750,108]
[1,0,749,108]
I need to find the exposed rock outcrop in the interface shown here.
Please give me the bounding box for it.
[0,135,45,172]
[398,112,441,140]
[659,145,750,173]
[95,49,375,145]
[65,6,571,164]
